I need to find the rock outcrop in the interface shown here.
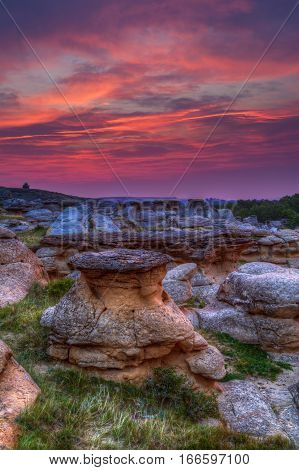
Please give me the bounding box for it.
[218,262,299,318]
[0,340,40,449]
[0,227,48,307]
[37,199,299,279]
[189,262,299,351]
[218,380,287,439]
[42,249,225,385]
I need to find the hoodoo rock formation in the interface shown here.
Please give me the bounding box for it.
[42,249,225,386]
[0,227,49,307]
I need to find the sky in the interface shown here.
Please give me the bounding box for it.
[0,0,298,199]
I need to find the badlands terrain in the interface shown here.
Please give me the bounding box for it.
[0,186,298,450]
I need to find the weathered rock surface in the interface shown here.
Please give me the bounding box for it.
[191,271,213,287]
[0,227,48,307]
[43,249,225,384]
[162,263,197,305]
[189,304,259,344]
[248,353,299,448]
[164,263,198,281]
[0,340,40,449]
[0,217,35,233]
[189,302,299,351]
[192,284,219,305]
[186,346,226,380]
[25,208,54,221]
[218,380,287,439]
[218,262,299,318]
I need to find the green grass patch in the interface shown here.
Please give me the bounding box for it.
[204,331,292,381]
[184,295,206,309]
[16,367,291,450]
[0,279,73,353]
[0,214,25,220]
[145,367,219,421]
[18,226,47,248]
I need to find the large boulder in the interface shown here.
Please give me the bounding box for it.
[0,340,40,449]
[0,227,48,307]
[218,262,299,318]
[188,303,299,352]
[25,208,55,226]
[218,380,286,439]
[189,305,259,344]
[42,249,224,384]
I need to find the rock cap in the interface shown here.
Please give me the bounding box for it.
[70,248,172,274]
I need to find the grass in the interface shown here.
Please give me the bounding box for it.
[237,259,248,267]
[0,214,25,220]
[18,226,47,248]
[184,295,206,309]
[16,368,291,451]
[0,282,292,450]
[0,279,73,353]
[144,368,219,421]
[203,331,292,381]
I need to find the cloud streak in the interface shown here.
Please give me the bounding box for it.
[0,0,298,198]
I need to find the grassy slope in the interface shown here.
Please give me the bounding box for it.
[0,282,292,450]
[203,331,292,381]
[17,227,47,249]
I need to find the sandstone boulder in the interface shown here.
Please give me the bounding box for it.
[218,262,299,318]
[218,380,286,439]
[186,345,226,380]
[0,340,40,449]
[190,305,259,344]
[192,284,219,305]
[187,304,299,352]
[0,227,48,307]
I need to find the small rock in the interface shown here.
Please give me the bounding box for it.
[164,263,198,281]
[186,345,226,380]
[40,306,56,328]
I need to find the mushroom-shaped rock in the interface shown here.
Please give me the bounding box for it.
[0,227,48,307]
[44,248,223,385]
[70,249,172,274]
